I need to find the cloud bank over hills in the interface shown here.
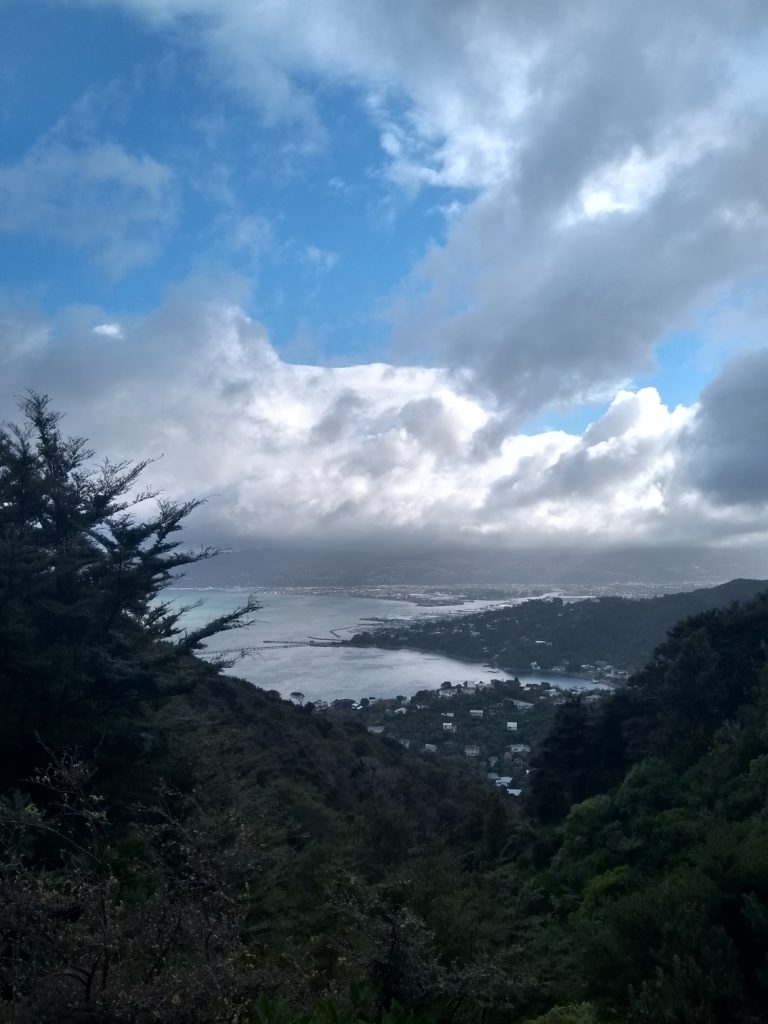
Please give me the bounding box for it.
[2,0,768,569]
[3,290,767,558]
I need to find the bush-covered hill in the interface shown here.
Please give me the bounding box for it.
[347,577,768,675]
[4,395,768,1023]
[0,396,510,1022]
[516,589,768,1022]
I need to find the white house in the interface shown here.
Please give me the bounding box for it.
[367,725,385,735]
[423,743,438,753]
[506,721,518,731]
[394,706,407,715]
[442,721,456,733]
[441,711,455,719]
[464,745,481,757]
[508,743,531,754]
[469,709,484,718]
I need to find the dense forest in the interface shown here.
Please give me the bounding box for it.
[347,578,768,675]
[3,396,768,1023]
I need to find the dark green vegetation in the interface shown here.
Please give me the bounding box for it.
[3,396,768,1023]
[347,577,768,676]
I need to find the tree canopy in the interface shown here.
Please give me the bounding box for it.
[0,393,258,787]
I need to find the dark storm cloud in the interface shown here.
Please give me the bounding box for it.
[684,348,768,506]
[404,115,768,421]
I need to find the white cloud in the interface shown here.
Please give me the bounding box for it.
[92,322,123,338]
[6,1,768,555]
[85,0,538,187]
[481,389,694,543]
[84,1,767,193]
[5,291,767,551]
[394,114,768,420]
[73,0,768,417]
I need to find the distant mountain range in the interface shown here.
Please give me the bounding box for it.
[181,540,768,590]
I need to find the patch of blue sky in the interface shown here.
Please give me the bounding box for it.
[0,234,110,307]
[0,2,161,154]
[248,186,465,364]
[642,280,768,410]
[178,79,470,365]
[1,3,467,371]
[521,277,768,436]
[521,330,706,437]
[520,400,611,439]
[636,330,707,409]
[520,331,706,437]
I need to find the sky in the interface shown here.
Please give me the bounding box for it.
[2,0,768,566]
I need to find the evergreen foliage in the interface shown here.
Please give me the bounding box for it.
[3,396,768,1022]
[0,393,258,789]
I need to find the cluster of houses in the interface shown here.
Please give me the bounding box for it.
[578,661,630,682]
[335,673,610,803]
[352,679,549,798]
[488,775,523,797]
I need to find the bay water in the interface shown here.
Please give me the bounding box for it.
[167,589,599,703]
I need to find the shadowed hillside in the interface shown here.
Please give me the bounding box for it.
[348,577,768,674]
[4,398,768,1023]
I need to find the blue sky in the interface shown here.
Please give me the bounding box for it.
[0,0,464,365]
[2,0,768,555]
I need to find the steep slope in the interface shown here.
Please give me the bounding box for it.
[515,591,768,1022]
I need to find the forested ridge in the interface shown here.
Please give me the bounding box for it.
[3,397,768,1023]
[347,578,768,675]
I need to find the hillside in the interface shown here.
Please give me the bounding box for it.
[347,577,768,675]
[0,397,516,1022]
[515,589,768,1021]
[5,398,768,1023]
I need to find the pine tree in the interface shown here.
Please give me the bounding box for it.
[0,393,258,786]
[526,695,593,823]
